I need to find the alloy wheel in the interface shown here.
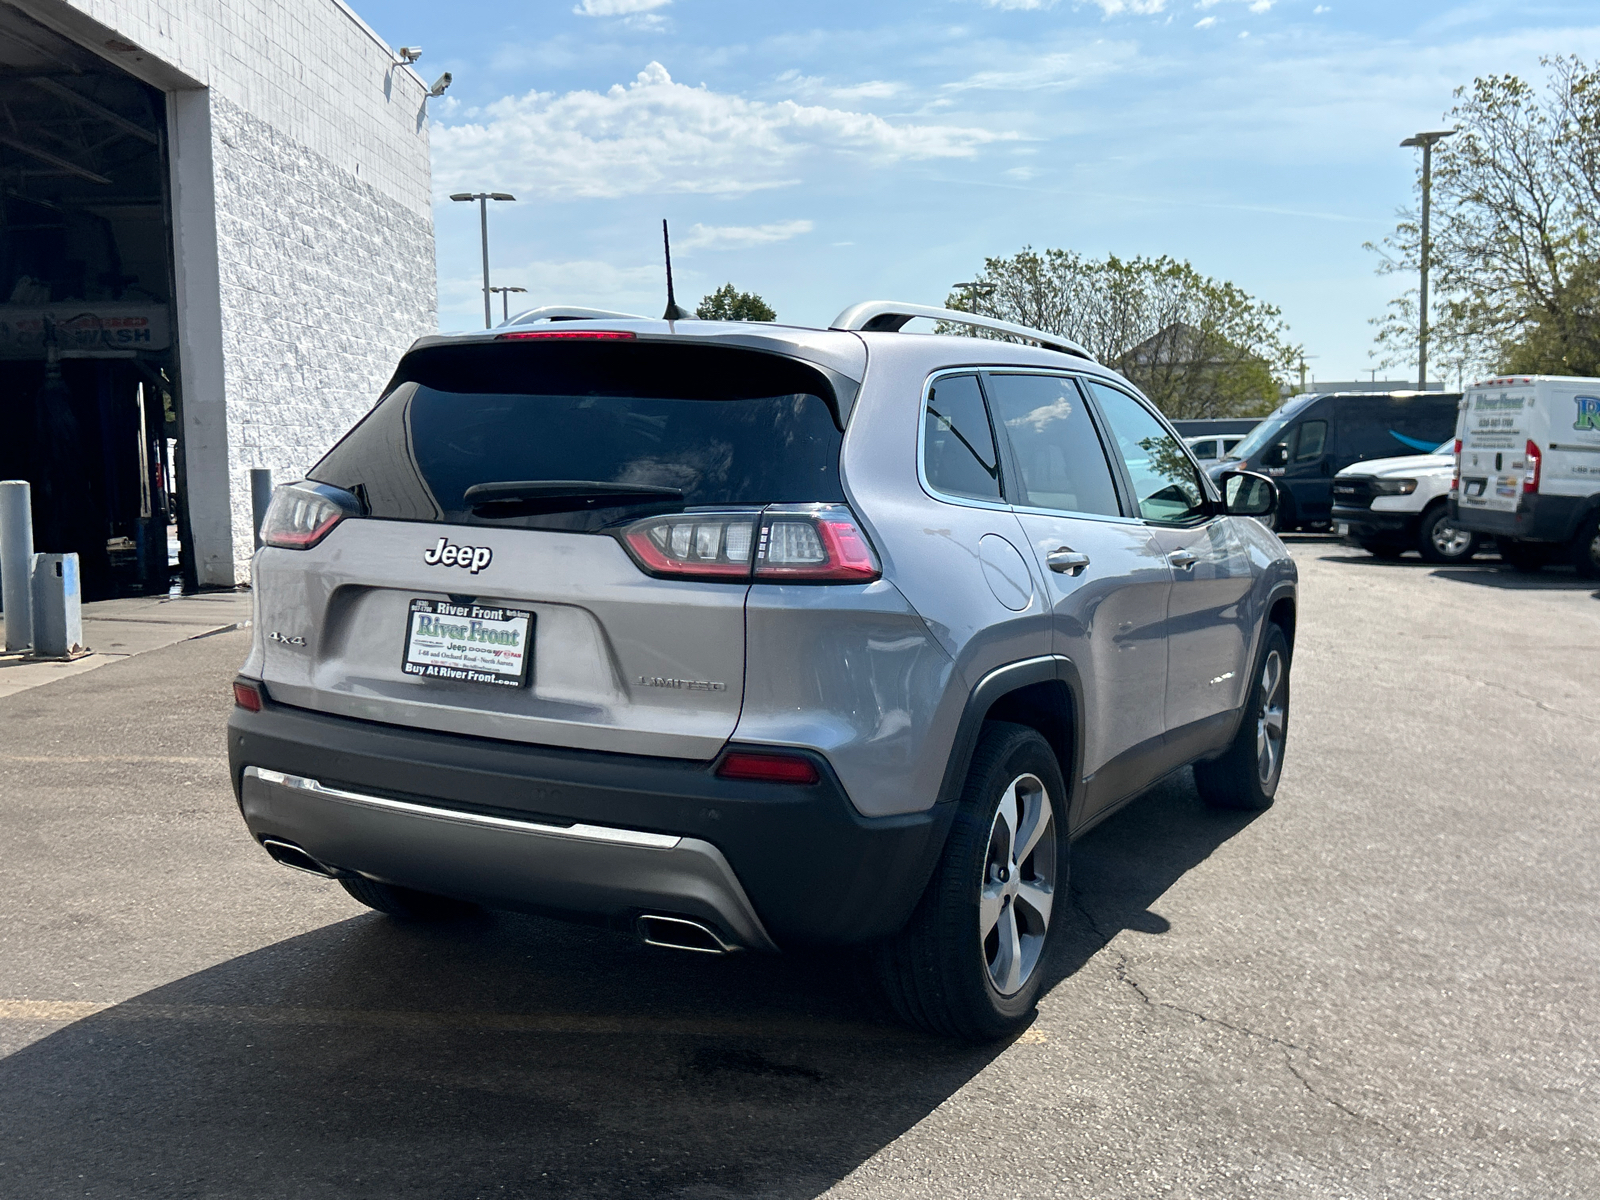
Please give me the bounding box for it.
[1256,650,1287,785]
[981,773,1056,997]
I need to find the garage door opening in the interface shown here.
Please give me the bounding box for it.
[0,5,189,600]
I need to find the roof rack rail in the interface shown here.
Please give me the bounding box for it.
[829,301,1094,362]
[502,305,648,327]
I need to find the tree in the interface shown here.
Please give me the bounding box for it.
[1370,57,1600,378]
[696,284,776,322]
[942,249,1296,419]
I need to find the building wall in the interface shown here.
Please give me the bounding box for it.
[23,0,432,220]
[18,0,438,584]
[213,93,435,580]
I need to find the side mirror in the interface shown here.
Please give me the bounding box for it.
[1260,442,1289,468]
[1220,470,1278,518]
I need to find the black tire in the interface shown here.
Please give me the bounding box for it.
[1194,624,1290,811]
[1417,506,1479,565]
[340,875,477,920]
[1499,540,1549,573]
[874,722,1068,1041]
[1357,539,1406,560]
[1568,512,1600,579]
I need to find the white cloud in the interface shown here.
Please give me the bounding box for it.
[678,220,814,250]
[1248,0,1274,11]
[1196,15,1217,27]
[772,72,904,104]
[433,63,1012,200]
[944,43,1139,92]
[573,0,670,15]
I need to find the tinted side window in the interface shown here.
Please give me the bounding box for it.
[1085,381,1208,524]
[1295,419,1327,462]
[924,374,1001,502]
[983,373,1121,517]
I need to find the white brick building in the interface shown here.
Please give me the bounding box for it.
[0,0,436,593]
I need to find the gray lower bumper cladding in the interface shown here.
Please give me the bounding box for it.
[239,767,778,952]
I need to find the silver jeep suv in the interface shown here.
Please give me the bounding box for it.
[228,301,1296,1040]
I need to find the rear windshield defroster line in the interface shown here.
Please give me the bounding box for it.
[309,340,848,531]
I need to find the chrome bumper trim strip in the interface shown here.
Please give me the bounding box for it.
[244,766,682,850]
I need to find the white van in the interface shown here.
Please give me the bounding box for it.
[1452,375,1600,575]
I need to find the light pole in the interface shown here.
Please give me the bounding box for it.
[953,281,995,316]
[489,285,527,324]
[449,191,516,328]
[1399,129,1457,389]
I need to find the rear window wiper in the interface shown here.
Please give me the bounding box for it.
[462,480,685,516]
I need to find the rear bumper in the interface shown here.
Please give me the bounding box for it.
[227,696,952,949]
[1453,494,1584,543]
[1332,505,1416,541]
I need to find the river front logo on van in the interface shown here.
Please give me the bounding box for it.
[423,537,493,574]
[1575,395,1600,432]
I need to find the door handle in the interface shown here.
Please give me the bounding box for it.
[1168,549,1198,570]
[1047,547,1091,576]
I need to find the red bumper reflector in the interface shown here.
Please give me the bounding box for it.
[716,751,819,785]
[495,330,636,340]
[232,681,263,712]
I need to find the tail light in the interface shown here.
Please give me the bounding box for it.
[1522,439,1541,494]
[1451,438,1461,494]
[716,750,820,784]
[618,511,759,579]
[616,504,880,584]
[232,680,263,711]
[259,482,362,550]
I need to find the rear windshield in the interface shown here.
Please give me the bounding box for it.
[310,341,846,531]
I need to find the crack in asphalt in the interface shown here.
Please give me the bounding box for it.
[1069,888,1394,1135]
[1437,669,1600,726]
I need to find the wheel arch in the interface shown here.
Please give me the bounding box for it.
[936,656,1085,824]
[1267,590,1296,659]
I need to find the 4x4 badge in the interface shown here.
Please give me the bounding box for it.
[423,537,493,574]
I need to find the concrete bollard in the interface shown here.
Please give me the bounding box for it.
[31,553,86,659]
[0,479,34,652]
[251,468,275,550]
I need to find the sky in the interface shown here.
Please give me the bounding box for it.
[359,0,1600,385]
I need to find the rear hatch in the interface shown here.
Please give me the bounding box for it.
[1459,383,1533,514]
[254,335,850,760]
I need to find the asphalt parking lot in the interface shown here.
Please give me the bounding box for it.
[0,540,1595,1199]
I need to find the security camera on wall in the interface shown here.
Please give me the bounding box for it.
[429,72,452,97]
[397,46,422,64]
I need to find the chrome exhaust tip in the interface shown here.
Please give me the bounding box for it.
[636,913,737,954]
[260,837,339,878]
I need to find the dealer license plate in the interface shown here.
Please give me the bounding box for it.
[1335,522,1349,537]
[402,598,532,688]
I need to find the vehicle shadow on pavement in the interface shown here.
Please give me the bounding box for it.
[0,774,1252,1200]
[1053,768,1261,983]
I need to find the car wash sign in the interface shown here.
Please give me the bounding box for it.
[0,305,171,357]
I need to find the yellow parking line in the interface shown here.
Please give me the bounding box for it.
[0,998,918,1041]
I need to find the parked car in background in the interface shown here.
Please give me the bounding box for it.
[1332,441,1479,563]
[1453,374,1600,576]
[227,301,1296,1042]
[1185,434,1245,463]
[1210,390,1462,530]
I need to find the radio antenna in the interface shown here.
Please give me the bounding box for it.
[662,219,689,320]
